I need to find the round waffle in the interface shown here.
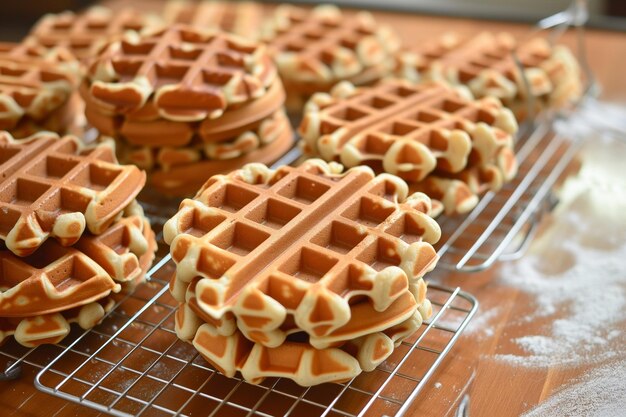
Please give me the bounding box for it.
[26,6,163,61]
[299,79,519,214]
[165,159,438,385]
[85,24,277,121]
[396,32,582,119]
[0,131,146,256]
[260,5,400,111]
[164,160,439,348]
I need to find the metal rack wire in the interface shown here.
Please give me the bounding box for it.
[31,251,476,417]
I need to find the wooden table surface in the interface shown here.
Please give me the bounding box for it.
[1,4,625,417]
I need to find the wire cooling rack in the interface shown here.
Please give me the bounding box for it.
[30,252,477,417]
[433,120,583,272]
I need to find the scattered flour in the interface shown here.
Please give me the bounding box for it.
[495,119,626,368]
[521,359,626,417]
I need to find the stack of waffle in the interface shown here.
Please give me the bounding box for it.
[0,42,78,138]
[299,79,519,215]
[396,32,582,120]
[0,131,156,347]
[260,4,401,113]
[81,24,294,196]
[164,159,440,386]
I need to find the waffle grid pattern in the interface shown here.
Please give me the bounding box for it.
[0,132,145,256]
[88,25,276,121]
[300,80,517,184]
[27,7,161,59]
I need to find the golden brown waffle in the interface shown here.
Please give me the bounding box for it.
[261,5,400,88]
[175,298,426,386]
[0,239,119,318]
[0,131,146,256]
[27,6,162,60]
[300,79,518,182]
[81,78,286,147]
[163,1,263,38]
[0,297,114,347]
[396,32,582,118]
[0,42,75,132]
[164,160,439,348]
[86,24,277,121]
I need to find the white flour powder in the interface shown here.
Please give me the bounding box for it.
[496,105,626,368]
[521,359,626,417]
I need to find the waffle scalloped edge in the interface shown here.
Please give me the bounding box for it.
[299,79,518,184]
[396,33,582,113]
[260,4,400,85]
[175,296,432,386]
[164,159,440,348]
[0,131,146,256]
[0,297,115,348]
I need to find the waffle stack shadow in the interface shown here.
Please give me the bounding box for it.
[164,159,441,386]
[81,24,294,196]
[0,131,156,347]
[300,79,520,215]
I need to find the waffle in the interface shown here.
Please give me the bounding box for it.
[0,238,119,317]
[148,121,294,196]
[0,203,155,317]
[0,131,146,256]
[163,1,263,38]
[86,24,277,121]
[0,297,114,347]
[164,159,439,348]
[300,79,518,183]
[175,299,426,386]
[27,6,162,60]
[261,5,399,88]
[0,42,75,132]
[396,32,582,118]
[81,78,286,147]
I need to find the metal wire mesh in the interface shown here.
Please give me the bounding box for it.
[434,120,583,272]
[31,251,476,417]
